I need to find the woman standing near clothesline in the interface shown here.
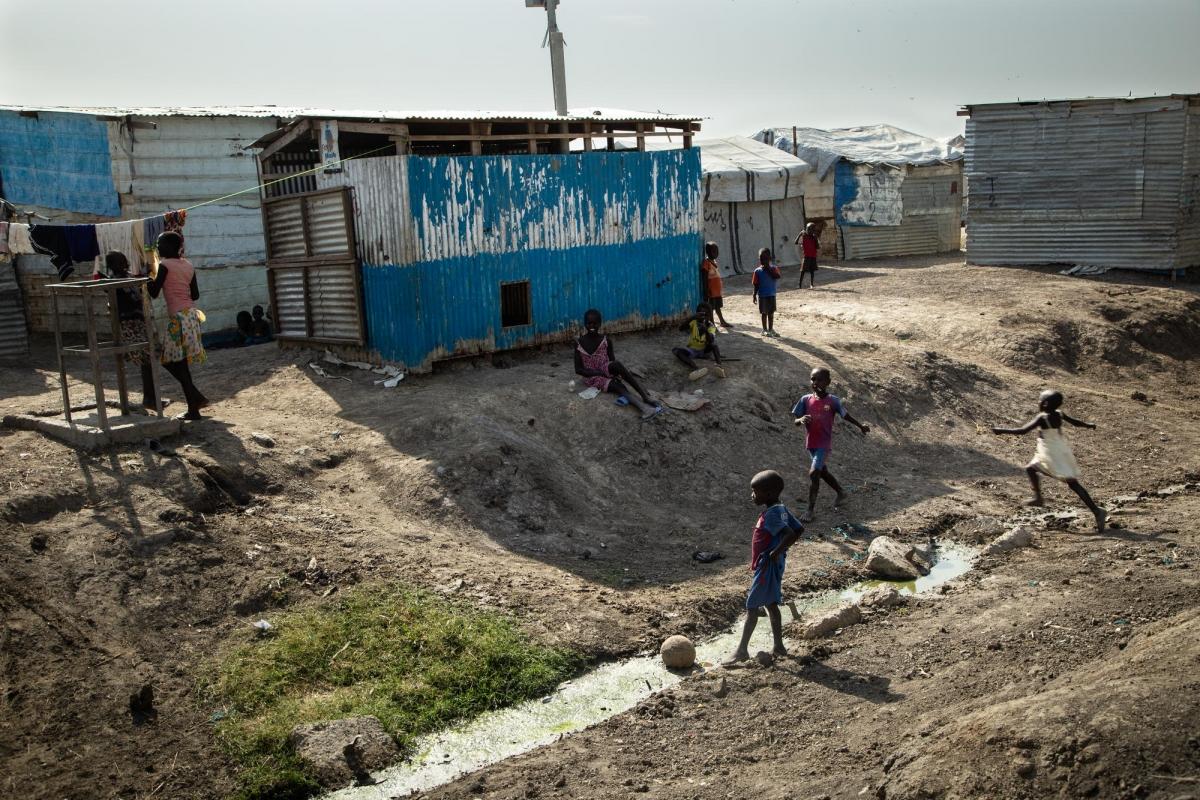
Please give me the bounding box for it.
[148,231,209,420]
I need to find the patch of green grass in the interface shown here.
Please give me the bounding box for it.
[199,584,580,800]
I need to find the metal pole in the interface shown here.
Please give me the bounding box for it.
[545,0,569,116]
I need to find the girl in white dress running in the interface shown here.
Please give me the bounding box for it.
[992,389,1107,532]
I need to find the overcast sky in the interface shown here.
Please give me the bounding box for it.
[1,0,1196,140]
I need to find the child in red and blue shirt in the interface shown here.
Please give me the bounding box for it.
[726,470,803,664]
[792,367,870,522]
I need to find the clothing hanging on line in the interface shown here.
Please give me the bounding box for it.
[163,209,187,233]
[65,225,100,263]
[143,215,165,247]
[7,223,34,255]
[95,220,144,274]
[30,225,75,280]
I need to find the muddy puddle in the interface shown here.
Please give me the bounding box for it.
[329,542,977,799]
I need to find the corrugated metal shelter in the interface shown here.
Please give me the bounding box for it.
[753,125,963,260]
[0,256,27,360]
[695,137,811,274]
[0,105,289,339]
[961,94,1200,272]
[251,111,703,371]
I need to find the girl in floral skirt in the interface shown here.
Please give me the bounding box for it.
[149,231,209,420]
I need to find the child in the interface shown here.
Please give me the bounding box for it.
[103,251,157,409]
[250,305,273,340]
[726,470,804,664]
[792,367,870,522]
[700,242,730,327]
[751,248,781,337]
[672,302,725,381]
[992,389,1107,532]
[148,231,209,420]
[795,222,820,289]
[574,309,661,420]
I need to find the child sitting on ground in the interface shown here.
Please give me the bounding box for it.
[672,302,725,381]
[726,470,804,664]
[574,308,661,420]
[992,389,1107,532]
[700,242,730,327]
[751,248,781,337]
[792,367,871,522]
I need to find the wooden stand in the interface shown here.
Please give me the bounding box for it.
[45,277,164,432]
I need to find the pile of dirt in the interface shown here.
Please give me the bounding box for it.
[882,610,1200,799]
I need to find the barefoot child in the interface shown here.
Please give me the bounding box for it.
[148,232,209,420]
[795,222,820,289]
[672,302,726,381]
[727,470,804,663]
[792,367,870,522]
[700,242,730,327]
[992,389,1107,532]
[751,248,781,337]
[575,309,661,419]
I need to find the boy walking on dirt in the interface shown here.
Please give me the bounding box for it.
[991,389,1107,532]
[673,302,726,381]
[751,248,781,337]
[701,242,730,327]
[792,367,871,522]
[795,222,820,289]
[727,470,804,664]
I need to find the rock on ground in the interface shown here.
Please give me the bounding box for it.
[250,432,276,448]
[859,586,906,608]
[289,716,400,789]
[660,635,696,669]
[865,536,926,580]
[799,604,863,638]
[981,526,1034,556]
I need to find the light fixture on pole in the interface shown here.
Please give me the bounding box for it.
[526,0,568,116]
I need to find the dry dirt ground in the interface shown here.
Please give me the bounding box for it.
[1,254,1198,800]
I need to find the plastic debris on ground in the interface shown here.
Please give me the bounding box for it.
[578,387,601,400]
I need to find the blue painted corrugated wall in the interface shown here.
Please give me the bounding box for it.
[0,110,119,216]
[360,150,703,370]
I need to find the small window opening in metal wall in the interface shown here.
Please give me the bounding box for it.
[500,281,532,328]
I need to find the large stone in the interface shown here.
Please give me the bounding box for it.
[289,716,400,789]
[799,604,863,638]
[859,585,906,608]
[660,635,696,669]
[865,536,924,580]
[981,526,1034,556]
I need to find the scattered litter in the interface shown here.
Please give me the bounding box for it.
[209,708,229,722]
[309,363,350,382]
[692,550,724,563]
[615,395,630,406]
[379,373,405,388]
[1059,265,1112,277]
[251,619,273,633]
[578,387,601,400]
[660,391,710,412]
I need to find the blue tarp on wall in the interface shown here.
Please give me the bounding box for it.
[0,111,119,216]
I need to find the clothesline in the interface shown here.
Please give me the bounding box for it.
[0,142,396,280]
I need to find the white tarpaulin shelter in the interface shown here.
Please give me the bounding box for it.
[696,137,812,274]
[752,125,964,260]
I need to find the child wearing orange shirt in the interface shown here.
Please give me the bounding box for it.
[700,242,730,327]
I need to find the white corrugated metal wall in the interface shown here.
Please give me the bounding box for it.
[965,97,1193,271]
[839,163,963,260]
[17,114,280,335]
[110,115,277,331]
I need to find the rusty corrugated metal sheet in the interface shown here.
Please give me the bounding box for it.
[965,97,1194,271]
[355,150,702,371]
[1177,108,1200,267]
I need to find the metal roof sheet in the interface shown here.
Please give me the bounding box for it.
[0,104,701,123]
[959,93,1199,115]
